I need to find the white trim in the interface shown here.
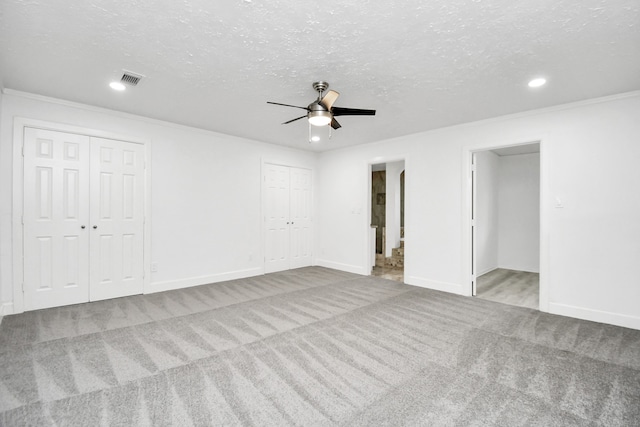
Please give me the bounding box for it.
[538,141,550,312]
[549,302,640,331]
[147,267,264,294]
[477,266,498,277]
[315,259,368,276]
[0,302,14,317]
[12,117,151,314]
[406,275,463,294]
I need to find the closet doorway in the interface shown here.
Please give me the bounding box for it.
[471,143,541,309]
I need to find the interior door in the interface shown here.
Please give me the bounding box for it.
[289,167,312,269]
[89,137,145,301]
[264,164,291,273]
[23,128,91,310]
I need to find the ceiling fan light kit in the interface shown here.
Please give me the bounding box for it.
[267,81,376,142]
[308,110,332,126]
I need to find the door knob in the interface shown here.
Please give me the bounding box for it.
[93,225,98,229]
[81,225,86,229]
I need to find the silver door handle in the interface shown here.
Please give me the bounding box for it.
[81,225,86,229]
[93,225,98,229]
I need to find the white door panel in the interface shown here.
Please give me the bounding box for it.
[90,137,145,301]
[23,128,90,310]
[289,167,312,269]
[264,164,290,273]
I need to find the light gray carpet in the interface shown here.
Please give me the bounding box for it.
[0,267,639,426]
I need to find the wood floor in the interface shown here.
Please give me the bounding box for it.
[476,268,539,309]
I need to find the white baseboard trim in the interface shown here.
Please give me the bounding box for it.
[147,267,264,294]
[0,302,14,317]
[406,276,464,295]
[314,259,368,276]
[549,302,640,330]
[477,267,497,277]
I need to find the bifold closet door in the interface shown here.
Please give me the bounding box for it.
[288,167,312,269]
[23,128,91,310]
[89,137,145,301]
[23,128,145,310]
[265,164,291,273]
[264,164,312,273]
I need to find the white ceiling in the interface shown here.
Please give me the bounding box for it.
[1,0,639,152]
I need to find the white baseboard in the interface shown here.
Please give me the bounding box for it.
[477,266,497,277]
[314,259,368,276]
[147,267,264,294]
[0,302,14,317]
[406,275,464,295]
[549,302,640,330]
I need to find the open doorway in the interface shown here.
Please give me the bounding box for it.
[472,143,540,309]
[370,161,405,282]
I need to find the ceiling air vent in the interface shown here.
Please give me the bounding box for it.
[120,71,145,87]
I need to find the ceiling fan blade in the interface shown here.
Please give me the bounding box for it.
[321,90,340,110]
[267,101,309,111]
[331,107,376,116]
[282,115,307,124]
[330,117,342,130]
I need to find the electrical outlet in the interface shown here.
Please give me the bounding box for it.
[151,262,158,272]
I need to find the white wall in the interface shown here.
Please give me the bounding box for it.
[0,91,317,313]
[498,153,540,272]
[475,151,500,275]
[317,92,640,330]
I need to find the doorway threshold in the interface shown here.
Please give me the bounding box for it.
[371,266,404,283]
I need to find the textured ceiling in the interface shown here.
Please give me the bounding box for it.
[1,0,639,151]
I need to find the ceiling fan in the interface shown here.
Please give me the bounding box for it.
[267,81,376,130]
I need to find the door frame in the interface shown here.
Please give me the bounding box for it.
[261,159,314,273]
[461,137,549,312]
[365,155,407,275]
[12,117,151,314]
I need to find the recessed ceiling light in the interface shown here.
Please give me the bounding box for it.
[109,81,126,91]
[528,78,547,88]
